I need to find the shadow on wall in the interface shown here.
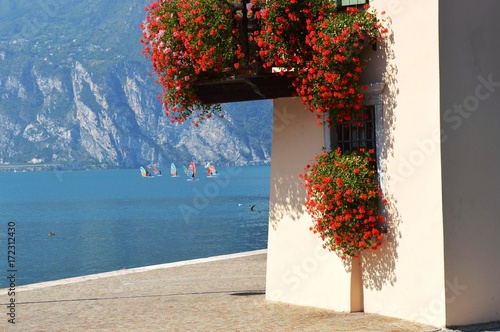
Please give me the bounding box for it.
[361,17,401,291]
[268,170,307,231]
[268,17,402,291]
[361,195,401,290]
[267,97,320,231]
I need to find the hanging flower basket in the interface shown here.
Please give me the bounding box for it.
[256,1,385,125]
[140,0,386,125]
[300,148,387,259]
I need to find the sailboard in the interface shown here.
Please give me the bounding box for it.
[187,161,197,181]
[207,164,218,177]
[170,163,179,177]
[152,166,162,176]
[140,166,154,178]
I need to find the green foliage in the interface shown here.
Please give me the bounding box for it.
[301,148,386,258]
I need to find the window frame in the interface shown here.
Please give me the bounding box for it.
[324,82,386,229]
[336,0,369,10]
[331,105,377,153]
[324,83,384,162]
[323,81,385,186]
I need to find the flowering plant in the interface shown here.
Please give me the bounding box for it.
[140,0,253,124]
[257,1,385,125]
[300,147,386,258]
[141,0,386,125]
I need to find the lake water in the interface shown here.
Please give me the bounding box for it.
[0,165,270,288]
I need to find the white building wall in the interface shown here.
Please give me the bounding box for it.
[266,97,353,312]
[360,0,447,327]
[267,0,500,328]
[267,0,447,327]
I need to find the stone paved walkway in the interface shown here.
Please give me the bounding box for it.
[1,250,499,332]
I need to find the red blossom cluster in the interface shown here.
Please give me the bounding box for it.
[299,147,386,258]
[140,0,386,126]
[256,1,384,125]
[140,0,254,124]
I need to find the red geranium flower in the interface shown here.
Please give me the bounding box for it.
[301,148,386,258]
[141,0,387,126]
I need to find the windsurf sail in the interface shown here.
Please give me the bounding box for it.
[152,167,162,176]
[187,161,196,179]
[207,164,217,177]
[170,163,178,177]
[140,166,153,177]
[183,165,188,175]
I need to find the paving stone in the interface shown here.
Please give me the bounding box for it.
[1,251,493,332]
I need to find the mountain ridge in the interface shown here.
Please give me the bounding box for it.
[0,0,273,171]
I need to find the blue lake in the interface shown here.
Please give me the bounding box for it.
[0,165,270,287]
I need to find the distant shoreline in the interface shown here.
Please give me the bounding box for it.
[0,162,271,173]
[0,164,103,172]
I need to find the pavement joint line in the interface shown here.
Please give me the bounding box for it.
[3,289,267,306]
[0,249,267,294]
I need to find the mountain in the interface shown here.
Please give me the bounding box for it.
[0,0,273,170]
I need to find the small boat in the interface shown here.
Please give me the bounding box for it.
[140,166,154,178]
[152,166,162,176]
[187,161,197,181]
[170,163,179,177]
[207,163,218,177]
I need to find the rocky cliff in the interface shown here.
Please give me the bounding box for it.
[0,0,273,170]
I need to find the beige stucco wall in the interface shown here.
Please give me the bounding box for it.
[359,0,446,327]
[266,97,354,312]
[267,0,500,327]
[267,0,448,327]
[439,1,500,326]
